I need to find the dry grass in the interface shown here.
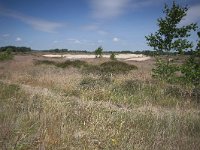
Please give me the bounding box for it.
[0,54,200,150]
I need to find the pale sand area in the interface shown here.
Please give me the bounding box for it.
[43,54,151,61]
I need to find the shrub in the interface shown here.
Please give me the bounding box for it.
[56,60,88,68]
[181,56,200,85]
[100,61,137,74]
[0,49,13,61]
[110,53,116,60]
[34,60,56,65]
[95,46,103,58]
[35,59,88,68]
[152,58,179,82]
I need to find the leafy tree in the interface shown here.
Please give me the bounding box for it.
[181,32,200,85]
[146,1,197,54]
[95,46,103,58]
[145,1,198,81]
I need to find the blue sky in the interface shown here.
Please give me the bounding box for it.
[0,0,200,51]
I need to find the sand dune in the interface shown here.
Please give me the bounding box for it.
[43,54,151,61]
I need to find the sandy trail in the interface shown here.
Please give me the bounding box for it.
[43,54,151,61]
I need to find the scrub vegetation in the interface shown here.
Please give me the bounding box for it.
[0,1,200,150]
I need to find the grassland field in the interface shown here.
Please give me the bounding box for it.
[0,52,200,150]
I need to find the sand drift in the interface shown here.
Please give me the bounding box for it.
[43,54,151,61]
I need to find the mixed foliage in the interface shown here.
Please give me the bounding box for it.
[94,46,103,58]
[146,1,199,86]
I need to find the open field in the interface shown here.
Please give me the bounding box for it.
[0,53,200,149]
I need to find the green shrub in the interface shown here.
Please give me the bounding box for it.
[152,58,179,82]
[0,50,13,61]
[181,56,200,86]
[95,46,103,58]
[110,53,116,60]
[100,61,137,74]
[56,60,88,68]
[35,59,88,68]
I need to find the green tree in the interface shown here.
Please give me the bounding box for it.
[145,1,198,81]
[95,46,103,58]
[181,32,200,85]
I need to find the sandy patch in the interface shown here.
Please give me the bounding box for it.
[43,54,151,61]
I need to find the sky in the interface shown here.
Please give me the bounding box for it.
[0,0,200,51]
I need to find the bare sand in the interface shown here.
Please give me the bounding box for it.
[42,54,151,61]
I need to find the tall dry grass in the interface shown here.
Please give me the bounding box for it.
[0,55,199,149]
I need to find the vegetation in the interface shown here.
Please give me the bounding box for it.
[0,53,200,149]
[35,59,137,75]
[110,53,116,60]
[35,59,88,68]
[0,46,31,52]
[94,46,103,58]
[146,1,199,83]
[0,2,200,149]
[181,32,200,85]
[0,49,13,61]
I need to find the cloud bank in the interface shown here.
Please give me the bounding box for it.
[89,0,162,19]
[0,8,64,33]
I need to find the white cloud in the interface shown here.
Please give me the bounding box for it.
[0,8,64,33]
[97,40,103,43]
[180,5,200,25]
[113,37,120,42]
[67,38,81,44]
[90,0,131,19]
[15,37,22,41]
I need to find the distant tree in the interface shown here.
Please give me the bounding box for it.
[95,46,103,58]
[145,1,198,81]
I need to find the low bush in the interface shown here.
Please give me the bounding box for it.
[35,59,88,68]
[0,50,13,61]
[56,60,88,68]
[34,60,56,65]
[100,61,137,74]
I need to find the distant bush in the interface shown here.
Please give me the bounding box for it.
[35,59,88,68]
[56,60,88,68]
[34,60,56,65]
[35,59,137,75]
[100,61,137,74]
[83,61,137,75]
[0,49,13,61]
[0,46,31,52]
[95,46,103,58]
[110,53,116,60]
